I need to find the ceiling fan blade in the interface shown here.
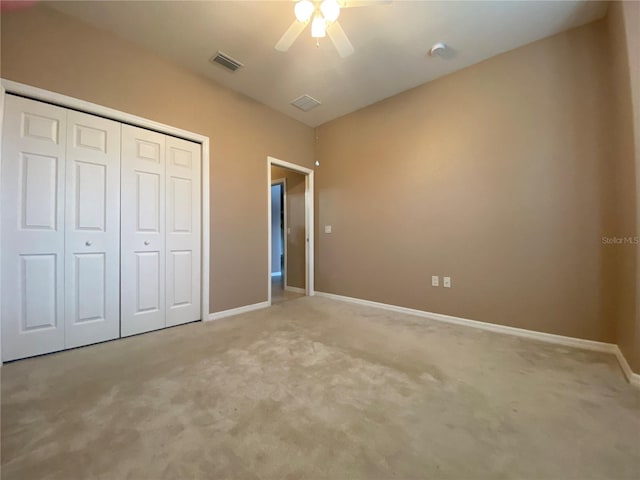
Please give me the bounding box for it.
[275,20,307,52]
[339,0,391,8]
[327,21,354,58]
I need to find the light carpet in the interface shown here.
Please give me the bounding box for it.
[2,296,639,479]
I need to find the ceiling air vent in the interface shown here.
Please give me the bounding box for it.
[291,94,321,112]
[210,51,244,72]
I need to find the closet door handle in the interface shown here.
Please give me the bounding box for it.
[85,241,92,247]
[144,241,150,246]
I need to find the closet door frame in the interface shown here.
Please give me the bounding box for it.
[0,79,211,362]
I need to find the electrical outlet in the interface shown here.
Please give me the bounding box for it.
[431,276,439,287]
[324,225,332,234]
[444,276,451,288]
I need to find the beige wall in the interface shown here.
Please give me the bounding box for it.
[628,0,640,375]
[606,1,640,372]
[271,166,306,290]
[3,2,639,372]
[316,19,618,343]
[0,4,315,313]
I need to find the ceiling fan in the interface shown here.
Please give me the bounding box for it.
[275,0,390,58]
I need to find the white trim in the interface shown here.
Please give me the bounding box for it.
[267,156,315,306]
[315,291,616,352]
[267,164,272,305]
[207,301,270,321]
[285,285,305,294]
[614,346,640,387]
[201,138,211,321]
[269,157,313,175]
[0,80,211,341]
[2,80,207,143]
[0,84,4,366]
[271,177,287,285]
[306,170,315,295]
[315,291,640,387]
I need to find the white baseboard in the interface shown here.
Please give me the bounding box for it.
[271,272,282,277]
[315,291,615,352]
[614,346,640,387]
[285,285,305,294]
[207,301,270,321]
[315,291,639,386]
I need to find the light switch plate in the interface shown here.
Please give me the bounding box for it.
[432,276,439,287]
[444,276,451,288]
[324,225,332,234]
[287,227,291,234]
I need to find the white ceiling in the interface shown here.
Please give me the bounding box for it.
[47,1,608,127]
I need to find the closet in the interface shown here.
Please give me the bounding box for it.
[1,94,202,361]
[120,125,201,337]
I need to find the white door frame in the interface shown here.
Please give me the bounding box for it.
[271,178,287,285]
[267,156,314,304]
[0,79,211,362]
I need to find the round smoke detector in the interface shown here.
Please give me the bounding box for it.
[429,42,448,57]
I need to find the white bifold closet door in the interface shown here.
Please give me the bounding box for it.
[121,125,201,337]
[165,135,201,327]
[120,126,166,336]
[1,95,121,361]
[64,110,121,348]
[1,97,67,360]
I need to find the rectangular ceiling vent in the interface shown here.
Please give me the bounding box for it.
[210,51,244,72]
[291,94,321,112]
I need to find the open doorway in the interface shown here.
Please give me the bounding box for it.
[268,157,314,305]
[270,179,286,296]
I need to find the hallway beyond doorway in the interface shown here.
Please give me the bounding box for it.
[268,156,314,304]
[271,274,304,305]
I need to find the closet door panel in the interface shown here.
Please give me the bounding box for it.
[2,94,203,361]
[1,96,67,361]
[121,125,166,337]
[64,110,121,348]
[166,136,201,327]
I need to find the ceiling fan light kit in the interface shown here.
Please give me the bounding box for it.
[295,0,339,24]
[311,15,327,38]
[320,0,341,22]
[276,0,389,58]
[295,0,315,22]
